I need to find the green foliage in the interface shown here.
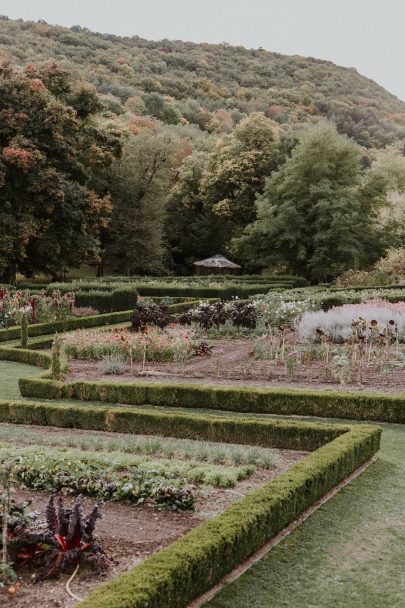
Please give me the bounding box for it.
[20,312,28,348]
[165,151,215,271]
[1,448,196,511]
[17,370,405,423]
[1,17,404,150]
[236,123,382,281]
[200,114,280,247]
[74,286,138,312]
[0,423,278,470]
[106,133,177,274]
[0,310,133,343]
[0,401,345,451]
[78,424,380,608]
[0,61,120,282]
[51,333,62,380]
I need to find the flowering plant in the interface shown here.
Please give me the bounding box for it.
[63,326,198,363]
[0,289,75,327]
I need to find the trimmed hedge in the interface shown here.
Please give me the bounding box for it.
[0,300,204,345]
[76,423,380,608]
[0,310,133,343]
[0,400,346,450]
[0,346,51,368]
[75,286,138,312]
[19,376,405,424]
[137,284,283,299]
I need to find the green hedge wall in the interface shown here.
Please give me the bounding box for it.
[77,423,380,608]
[49,282,285,299]
[75,286,138,312]
[0,400,346,451]
[19,377,404,424]
[0,310,133,343]
[137,285,282,299]
[0,347,51,368]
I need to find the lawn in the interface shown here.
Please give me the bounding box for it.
[205,422,405,608]
[0,360,43,399]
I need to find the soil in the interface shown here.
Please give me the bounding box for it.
[1,436,305,607]
[66,338,405,394]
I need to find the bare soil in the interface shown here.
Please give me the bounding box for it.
[66,338,405,394]
[1,440,305,607]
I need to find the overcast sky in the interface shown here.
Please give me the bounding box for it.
[2,0,405,101]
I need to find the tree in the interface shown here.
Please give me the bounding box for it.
[236,123,376,281]
[106,132,176,274]
[0,61,120,282]
[165,151,224,272]
[200,113,280,250]
[143,93,181,125]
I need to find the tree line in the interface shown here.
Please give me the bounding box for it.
[1,62,405,283]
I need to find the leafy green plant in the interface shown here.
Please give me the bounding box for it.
[20,312,28,349]
[6,450,197,511]
[51,333,63,380]
[131,301,170,331]
[99,354,127,375]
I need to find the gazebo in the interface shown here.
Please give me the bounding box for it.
[193,254,241,276]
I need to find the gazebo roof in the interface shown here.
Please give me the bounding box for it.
[193,254,241,269]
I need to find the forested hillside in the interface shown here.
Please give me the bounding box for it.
[1,16,405,282]
[1,15,405,149]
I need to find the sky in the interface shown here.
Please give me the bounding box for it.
[2,0,405,101]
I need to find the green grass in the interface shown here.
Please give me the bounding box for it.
[0,360,43,399]
[204,422,405,608]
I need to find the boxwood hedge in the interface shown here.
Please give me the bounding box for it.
[18,375,405,424]
[75,420,379,608]
[0,400,345,450]
[0,310,133,343]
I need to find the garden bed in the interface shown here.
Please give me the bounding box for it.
[65,337,405,395]
[0,423,305,607]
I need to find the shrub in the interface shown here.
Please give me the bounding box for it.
[0,310,133,343]
[18,375,405,423]
[99,355,127,375]
[376,248,405,279]
[75,286,138,312]
[20,312,28,348]
[131,301,170,331]
[335,269,392,287]
[51,334,63,380]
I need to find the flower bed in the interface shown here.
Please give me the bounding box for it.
[0,288,75,328]
[63,326,198,364]
[298,301,405,342]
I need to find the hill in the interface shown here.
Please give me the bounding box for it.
[1,15,405,149]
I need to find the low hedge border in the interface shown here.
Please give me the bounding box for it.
[75,421,379,608]
[18,376,405,424]
[0,301,201,345]
[0,310,134,343]
[0,400,347,451]
[0,346,51,368]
